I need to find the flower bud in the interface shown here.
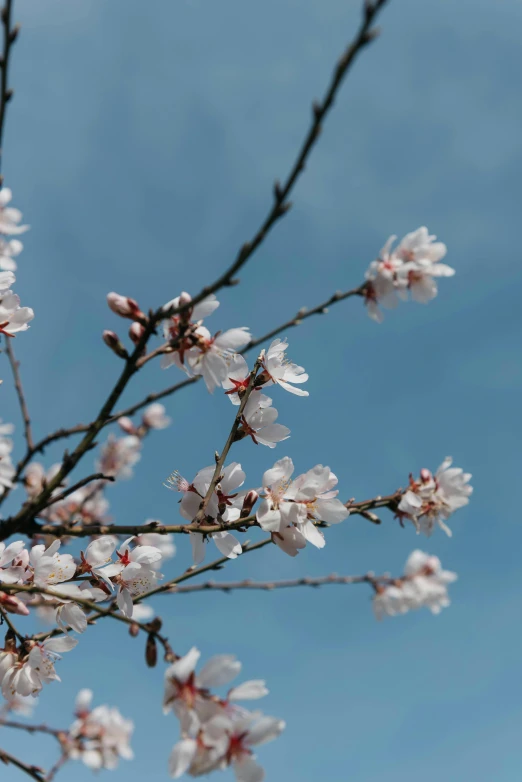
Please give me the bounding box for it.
[241,489,259,518]
[142,403,171,431]
[117,416,138,435]
[129,321,145,344]
[103,330,128,359]
[129,622,140,638]
[107,292,146,322]
[420,468,432,484]
[0,591,30,616]
[146,633,158,667]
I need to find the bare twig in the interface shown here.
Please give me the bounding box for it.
[39,473,115,512]
[164,572,383,594]
[4,338,34,449]
[45,753,68,782]
[0,720,63,740]
[0,747,46,782]
[0,605,24,642]
[0,0,17,176]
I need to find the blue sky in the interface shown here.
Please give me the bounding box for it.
[2,0,522,779]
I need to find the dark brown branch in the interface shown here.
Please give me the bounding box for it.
[0,0,17,177]
[0,720,63,741]
[0,747,46,782]
[4,337,34,450]
[39,472,115,511]
[26,491,402,539]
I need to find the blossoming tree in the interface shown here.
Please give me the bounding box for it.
[0,1,473,779]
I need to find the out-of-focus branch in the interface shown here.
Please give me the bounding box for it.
[26,490,402,538]
[45,754,68,782]
[0,747,46,782]
[165,572,384,595]
[0,719,63,741]
[38,473,114,512]
[4,338,34,450]
[0,604,24,642]
[0,0,18,176]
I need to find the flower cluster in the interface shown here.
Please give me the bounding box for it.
[161,291,251,393]
[364,227,454,322]
[164,648,284,781]
[373,550,457,619]
[398,457,473,537]
[65,689,134,771]
[257,457,350,556]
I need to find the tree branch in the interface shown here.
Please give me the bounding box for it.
[38,472,115,512]
[25,491,402,539]
[0,0,17,177]
[163,572,384,595]
[0,747,46,782]
[4,337,34,450]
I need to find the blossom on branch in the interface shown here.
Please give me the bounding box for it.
[0,238,23,271]
[398,457,472,536]
[236,393,290,448]
[259,338,309,396]
[364,227,454,322]
[0,188,29,236]
[373,550,457,619]
[67,689,134,770]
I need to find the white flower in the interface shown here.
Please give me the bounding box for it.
[97,434,141,479]
[0,540,27,584]
[259,339,308,396]
[142,403,171,430]
[373,550,457,619]
[162,291,220,325]
[256,457,304,532]
[175,463,246,564]
[0,270,16,292]
[185,326,252,393]
[398,457,472,537]
[0,288,34,336]
[68,691,134,770]
[239,393,290,448]
[1,636,77,698]
[0,188,29,235]
[163,648,268,739]
[287,464,349,548]
[30,540,76,588]
[222,354,253,404]
[0,238,23,271]
[135,530,176,565]
[80,538,120,588]
[364,227,453,321]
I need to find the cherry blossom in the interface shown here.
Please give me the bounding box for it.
[171,463,246,564]
[259,338,309,396]
[111,538,163,617]
[185,326,251,393]
[0,238,23,271]
[256,457,304,532]
[1,636,78,699]
[67,689,134,770]
[79,538,121,588]
[0,188,29,235]
[398,457,472,536]
[0,286,34,337]
[373,550,457,619]
[107,292,145,322]
[0,590,29,615]
[142,403,172,430]
[364,227,454,321]
[237,393,290,448]
[135,530,176,565]
[287,464,350,547]
[97,434,141,479]
[0,428,15,495]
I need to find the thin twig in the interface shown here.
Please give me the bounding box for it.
[0,605,24,642]
[0,747,46,782]
[44,753,67,782]
[4,337,34,450]
[39,473,115,511]
[165,572,384,594]
[0,0,17,176]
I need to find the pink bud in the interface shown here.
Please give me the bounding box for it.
[420,468,432,484]
[0,592,30,616]
[102,330,128,359]
[107,292,146,322]
[117,416,138,435]
[241,489,259,517]
[129,322,145,344]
